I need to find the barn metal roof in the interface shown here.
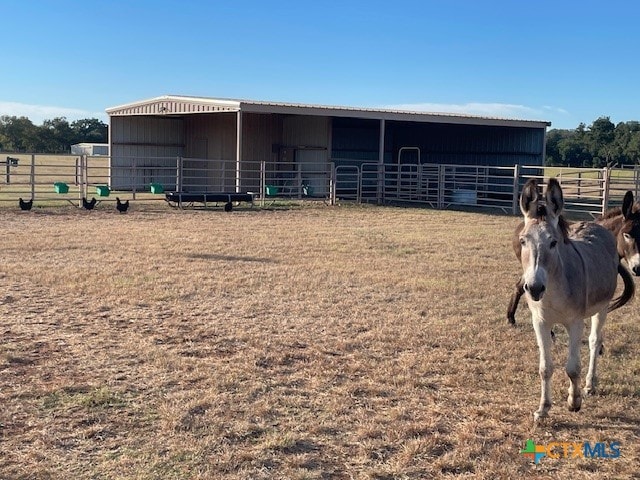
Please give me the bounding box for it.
[106,95,551,128]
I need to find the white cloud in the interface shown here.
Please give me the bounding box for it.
[379,101,566,121]
[0,100,107,125]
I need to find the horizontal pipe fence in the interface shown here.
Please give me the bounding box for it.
[330,162,630,217]
[1,153,639,216]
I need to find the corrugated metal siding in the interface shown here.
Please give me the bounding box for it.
[110,116,184,189]
[107,95,549,128]
[330,118,546,171]
[184,113,236,159]
[386,123,544,165]
[282,115,330,148]
[331,118,380,161]
[108,100,238,116]
[282,115,330,195]
[240,113,283,191]
[181,113,235,191]
[242,113,282,162]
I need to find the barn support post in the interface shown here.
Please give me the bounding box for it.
[512,164,520,215]
[377,119,385,204]
[236,111,243,193]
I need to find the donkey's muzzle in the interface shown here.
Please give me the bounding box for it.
[632,265,640,276]
[525,283,546,301]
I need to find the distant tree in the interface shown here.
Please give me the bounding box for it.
[588,117,616,164]
[627,130,640,165]
[71,118,108,144]
[544,118,640,168]
[0,116,38,152]
[38,117,75,153]
[0,116,108,153]
[615,121,640,165]
[544,129,565,165]
[557,134,591,167]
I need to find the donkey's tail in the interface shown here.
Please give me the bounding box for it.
[609,263,635,312]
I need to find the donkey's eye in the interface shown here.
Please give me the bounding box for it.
[519,238,526,246]
[623,233,633,241]
[550,240,558,249]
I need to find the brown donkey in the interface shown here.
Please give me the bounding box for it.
[517,178,634,421]
[508,190,640,325]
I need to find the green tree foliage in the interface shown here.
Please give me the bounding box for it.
[0,116,38,152]
[0,116,108,153]
[546,117,640,167]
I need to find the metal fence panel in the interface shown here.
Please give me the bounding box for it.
[3,153,640,216]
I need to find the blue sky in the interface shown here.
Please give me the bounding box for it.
[1,0,638,129]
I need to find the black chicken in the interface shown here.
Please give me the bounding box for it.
[116,197,129,213]
[224,201,233,212]
[82,197,97,210]
[19,197,33,211]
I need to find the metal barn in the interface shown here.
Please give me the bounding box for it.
[106,95,550,204]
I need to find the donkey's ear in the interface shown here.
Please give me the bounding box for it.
[520,179,540,219]
[545,178,564,216]
[622,191,634,219]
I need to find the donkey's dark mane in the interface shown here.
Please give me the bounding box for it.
[534,204,571,239]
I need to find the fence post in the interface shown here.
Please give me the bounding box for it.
[131,156,137,200]
[84,155,89,201]
[75,157,80,186]
[378,163,385,204]
[330,163,336,206]
[512,164,520,215]
[602,167,610,215]
[260,160,266,207]
[30,154,35,201]
[176,156,182,193]
[5,156,10,184]
[437,164,444,209]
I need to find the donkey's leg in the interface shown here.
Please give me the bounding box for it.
[585,309,607,395]
[507,279,525,325]
[566,319,584,412]
[533,319,554,421]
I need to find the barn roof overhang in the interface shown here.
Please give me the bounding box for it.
[106,95,551,129]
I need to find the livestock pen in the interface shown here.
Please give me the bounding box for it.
[3,153,640,215]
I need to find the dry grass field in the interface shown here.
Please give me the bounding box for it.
[1,202,640,479]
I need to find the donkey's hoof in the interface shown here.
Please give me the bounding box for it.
[567,395,582,412]
[583,386,596,396]
[533,410,549,423]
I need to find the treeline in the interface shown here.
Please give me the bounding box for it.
[546,117,640,167]
[0,116,108,153]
